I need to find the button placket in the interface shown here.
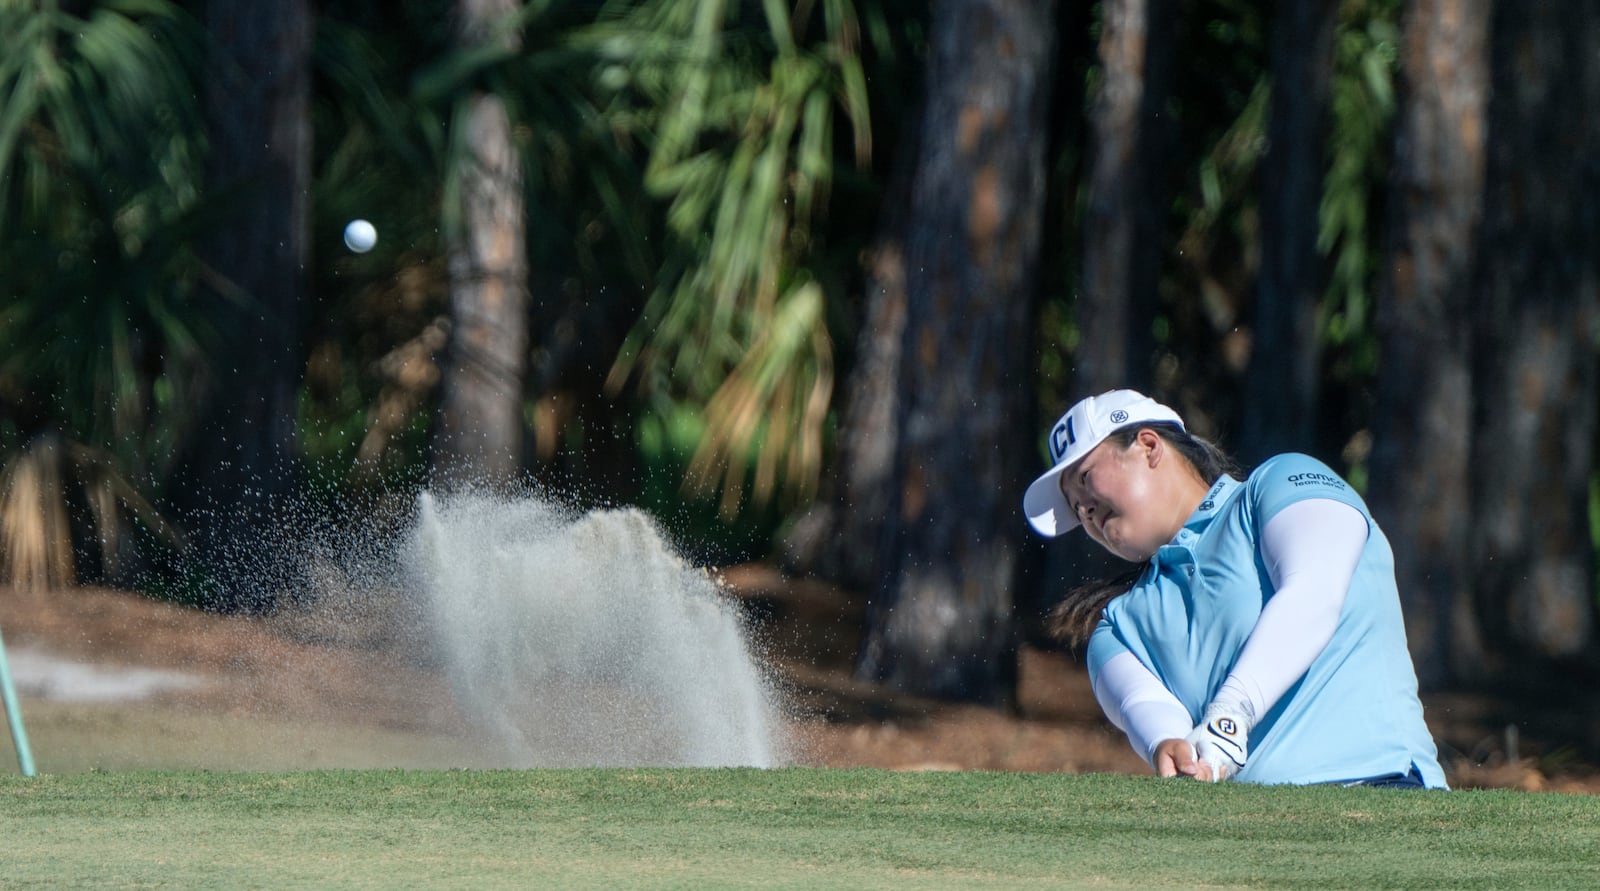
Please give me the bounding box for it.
[1174,530,1200,578]
[1157,543,1197,582]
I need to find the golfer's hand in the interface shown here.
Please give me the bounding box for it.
[1183,703,1251,783]
[1152,738,1213,781]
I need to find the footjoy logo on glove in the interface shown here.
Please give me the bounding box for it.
[1216,718,1238,737]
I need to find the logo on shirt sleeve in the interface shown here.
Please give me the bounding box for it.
[1286,471,1347,491]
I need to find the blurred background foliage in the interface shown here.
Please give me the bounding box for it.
[1,0,210,589]
[0,0,1526,592]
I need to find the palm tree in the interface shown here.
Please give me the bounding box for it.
[601,0,877,518]
[0,0,209,590]
[302,0,654,496]
[300,0,894,529]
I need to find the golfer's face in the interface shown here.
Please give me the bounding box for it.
[1060,437,1162,562]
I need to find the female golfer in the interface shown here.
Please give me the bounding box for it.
[1023,389,1447,788]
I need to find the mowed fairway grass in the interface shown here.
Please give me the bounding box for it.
[1,768,1596,889]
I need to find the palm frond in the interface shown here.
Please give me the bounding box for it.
[0,0,210,471]
[1318,0,1399,353]
[0,1,209,591]
[599,0,872,513]
[686,280,832,518]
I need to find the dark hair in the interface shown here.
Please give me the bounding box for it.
[1045,422,1242,647]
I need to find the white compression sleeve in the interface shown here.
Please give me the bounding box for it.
[1093,650,1195,766]
[1213,498,1369,721]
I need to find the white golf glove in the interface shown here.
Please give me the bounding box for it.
[1184,701,1252,782]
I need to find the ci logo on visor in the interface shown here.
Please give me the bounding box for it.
[1050,418,1077,462]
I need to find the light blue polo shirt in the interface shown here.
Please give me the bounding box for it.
[1086,453,1447,787]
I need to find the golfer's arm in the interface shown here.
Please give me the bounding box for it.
[1214,498,1367,721]
[1093,651,1194,767]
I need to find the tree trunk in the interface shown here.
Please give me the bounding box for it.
[1076,0,1176,396]
[181,0,312,611]
[855,0,1057,706]
[1467,0,1600,668]
[781,91,924,596]
[782,241,909,594]
[433,0,529,490]
[1240,0,1338,464]
[1366,0,1489,688]
[1040,0,1178,627]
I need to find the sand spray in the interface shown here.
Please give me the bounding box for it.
[404,491,786,767]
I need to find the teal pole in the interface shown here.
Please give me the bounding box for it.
[0,623,36,776]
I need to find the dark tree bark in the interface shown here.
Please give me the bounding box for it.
[1467,0,1600,669]
[1075,0,1175,398]
[1239,0,1339,464]
[433,0,529,490]
[782,239,909,594]
[179,0,312,610]
[780,90,924,596]
[1039,0,1178,623]
[1366,0,1489,688]
[854,0,1057,706]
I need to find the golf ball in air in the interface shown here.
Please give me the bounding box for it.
[343,219,377,253]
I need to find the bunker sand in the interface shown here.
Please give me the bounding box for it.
[0,578,1595,792]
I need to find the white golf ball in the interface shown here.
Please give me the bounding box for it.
[343,219,377,253]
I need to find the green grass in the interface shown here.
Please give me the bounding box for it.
[0,768,1596,889]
